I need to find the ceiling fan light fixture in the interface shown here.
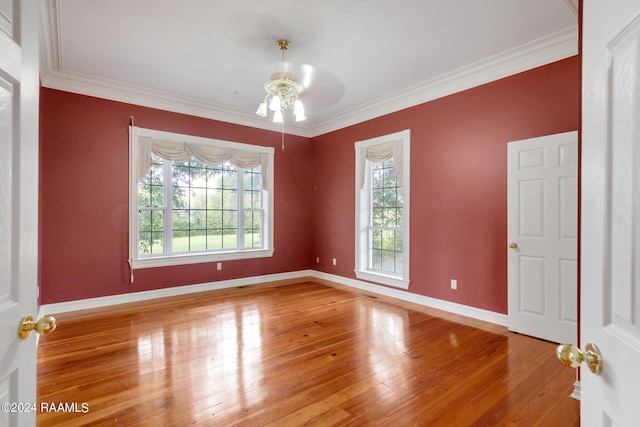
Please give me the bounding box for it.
[294,99,306,122]
[256,97,268,117]
[256,39,306,123]
[269,94,282,112]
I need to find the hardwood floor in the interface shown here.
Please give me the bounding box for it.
[36,280,579,426]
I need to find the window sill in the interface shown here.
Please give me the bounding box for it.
[355,270,410,290]
[131,249,274,269]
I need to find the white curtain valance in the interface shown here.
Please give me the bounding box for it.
[358,140,403,189]
[137,136,269,190]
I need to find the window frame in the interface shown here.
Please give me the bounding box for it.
[129,126,274,269]
[354,129,411,289]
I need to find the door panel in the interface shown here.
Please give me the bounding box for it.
[559,176,578,239]
[508,131,578,344]
[0,1,13,38]
[518,147,546,169]
[559,258,577,324]
[519,180,546,238]
[519,256,545,315]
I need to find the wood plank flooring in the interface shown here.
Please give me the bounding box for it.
[36,280,579,426]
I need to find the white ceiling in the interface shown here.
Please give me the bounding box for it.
[39,0,578,137]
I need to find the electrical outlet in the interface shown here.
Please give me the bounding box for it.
[316,257,320,263]
[451,279,457,290]
[332,258,337,266]
[217,262,222,271]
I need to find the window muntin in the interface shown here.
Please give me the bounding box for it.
[137,156,264,258]
[369,159,404,275]
[243,167,263,249]
[130,126,274,269]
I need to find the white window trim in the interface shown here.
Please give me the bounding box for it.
[354,129,411,289]
[129,126,275,270]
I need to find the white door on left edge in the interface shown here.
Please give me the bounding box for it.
[507,131,578,344]
[0,1,41,426]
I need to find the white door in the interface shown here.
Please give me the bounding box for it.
[581,0,640,424]
[0,1,41,426]
[507,131,578,344]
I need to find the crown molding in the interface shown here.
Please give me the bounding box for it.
[39,0,577,139]
[308,25,578,136]
[39,0,61,74]
[40,69,315,137]
[564,0,579,16]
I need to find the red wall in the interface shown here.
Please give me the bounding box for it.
[311,57,579,314]
[39,56,579,312]
[39,89,313,303]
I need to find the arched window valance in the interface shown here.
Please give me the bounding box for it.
[137,136,270,190]
[357,140,404,189]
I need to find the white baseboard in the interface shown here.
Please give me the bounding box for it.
[570,380,581,400]
[40,269,507,327]
[39,270,315,316]
[309,271,508,326]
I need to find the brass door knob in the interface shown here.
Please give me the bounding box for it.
[18,315,57,339]
[509,242,518,249]
[556,343,602,375]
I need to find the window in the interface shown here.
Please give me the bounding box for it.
[129,126,274,269]
[355,129,410,289]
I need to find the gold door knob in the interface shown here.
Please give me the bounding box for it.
[556,343,602,375]
[509,242,518,249]
[18,315,57,339]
